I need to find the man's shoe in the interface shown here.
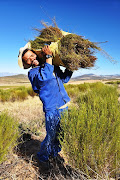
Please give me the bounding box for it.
[55,154,64,163]
[38,160,50,170]
[37,153,50,170]
[49,154,64,164]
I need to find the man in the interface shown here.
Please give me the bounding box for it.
[18,43,73,167]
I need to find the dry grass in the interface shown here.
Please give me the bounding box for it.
[68,79,118,85]
[0,154,41,180]
[68,79,104,85]
[0,151,115,180]
[30,23,101,71]
[0,96,44,124]
[0,95,45,137]
[0,152,87,180]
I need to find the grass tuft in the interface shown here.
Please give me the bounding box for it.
[0,86,37,102]
[60,83,120,178]
[0,112,20,163]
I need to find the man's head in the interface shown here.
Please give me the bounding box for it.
[22,49,39,69]
[18,42,40,69]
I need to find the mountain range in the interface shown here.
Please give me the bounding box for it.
[0,73,120,80]
[72,74,120,81]
[0,72,19,77]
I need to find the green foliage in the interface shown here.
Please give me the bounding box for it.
[0,86,37,102]
[27,86,37,97]
[0,112,20,163]
[64,84,81,100]
[60,83,120,178]
[0,89,11,102]
[65,83,90,102]
[106,80,120,85]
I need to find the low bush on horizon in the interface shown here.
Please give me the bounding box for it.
[0,86,37,102]
[60,82,120,179]
[0,112,20,163]
[105,80,120,85]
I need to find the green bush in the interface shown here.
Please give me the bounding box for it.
[65,84,80,100]
[106,81,120,85]
[88,81,104,89]
[27,87,37,97]
[0,90,11,102]
[0,112,20,163]
[15,89,28,101]
[60,83,120,178]
[65,83,90,101]
[0,86,37,102]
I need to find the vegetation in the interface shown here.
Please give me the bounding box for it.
[30,22,102,71]
[0,112,20,163]
[60,82,120,179]
[106,80,120,85]
[0,82,120,179]
[0,86,37,102]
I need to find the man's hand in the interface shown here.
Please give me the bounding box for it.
[42,45,53,65]
[32,59,39,67]
[42,45,52,56]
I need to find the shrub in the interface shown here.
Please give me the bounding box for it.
[60,83,120,179]
[106,81,120,85]
[78,83,90,92]
[0,86,37,102]
[65,83,90,101]
[88,81,104,89]
[0,89,11,102]
[65,84,80,100]
[0,112,20,163]
[15,89,28,101]
[27,87,37,97]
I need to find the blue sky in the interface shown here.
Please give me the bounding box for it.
[0,0,120,77]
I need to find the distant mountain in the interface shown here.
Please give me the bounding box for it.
[6,74,28,79]
[1,73,120,81]
[72,74,120,81]
[0,72,19,77]
[0,73,28,78]
[0,74,29,85]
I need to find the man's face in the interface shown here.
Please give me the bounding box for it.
[22,50,39,68]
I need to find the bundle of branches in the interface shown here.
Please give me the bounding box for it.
[30,23,101,71]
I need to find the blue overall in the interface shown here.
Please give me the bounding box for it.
[28,63,72,162]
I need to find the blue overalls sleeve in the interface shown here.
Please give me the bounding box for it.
[28,63,54,93]
[38,63,54,81]
[54,66,73,83]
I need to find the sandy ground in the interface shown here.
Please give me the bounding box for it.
[68,79,103,84]
[68,79,117,85]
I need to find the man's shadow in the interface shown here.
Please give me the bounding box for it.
[16,132,81,180]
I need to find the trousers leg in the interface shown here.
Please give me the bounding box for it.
[37,107,68,162]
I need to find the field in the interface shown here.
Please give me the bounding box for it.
[0,75,120,179]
